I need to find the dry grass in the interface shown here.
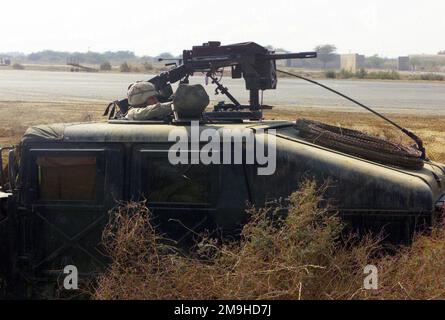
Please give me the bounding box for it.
[93,181,445,300]
[0,101,104,145]
[369,227,445,300]
[264,107,445,163]
[0,101,105,173]
[93,181,366,300]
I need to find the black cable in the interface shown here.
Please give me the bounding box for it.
[276,69,426,159]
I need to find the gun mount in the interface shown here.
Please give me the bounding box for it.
[149,41,316,120]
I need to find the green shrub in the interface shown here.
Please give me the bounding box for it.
[323,69,404,81]
[410,73,444,81]
[355,68,368,79]
[337,69,354,79]
[366,70,400,80]
[421,73,444,81]
[12,63,25,70]
[100,61,112,71]
[119,62,131,72]
[325,70,336,79]
[143,61,153,71]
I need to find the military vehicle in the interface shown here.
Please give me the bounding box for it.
[1,41,444,298]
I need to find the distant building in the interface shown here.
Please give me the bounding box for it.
[398,56,410,71]
[340,54,365,72]
[286,54,341,69]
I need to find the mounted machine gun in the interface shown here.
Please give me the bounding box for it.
[151,41,316,120]
[106,41,316,120]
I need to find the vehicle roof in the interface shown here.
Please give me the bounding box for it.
[22,120,293,143]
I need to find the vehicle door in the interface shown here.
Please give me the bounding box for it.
[19,144,124,289]
[130,142,251,244]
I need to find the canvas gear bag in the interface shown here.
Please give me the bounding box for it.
[172,84,209,120]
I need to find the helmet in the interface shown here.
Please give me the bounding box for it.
[127,81,158,107]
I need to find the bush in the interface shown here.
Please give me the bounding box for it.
[337,69,354,79]
[410,73,444,81]
[100,61,112,71]
[421,73,444,81]
[92,178,445,300]
[355,68,368,79]
[143,61,153,71]
[119,62,131,72]
[325,70,336,79]
[366,70,400,80]
[93,181,384,300]
[324,69,401,80]
[12,63,25,70]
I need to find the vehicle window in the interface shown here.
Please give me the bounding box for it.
[144,159,213,204]
[37,156,97,201]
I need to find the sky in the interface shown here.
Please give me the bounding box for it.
[1,0,444,58]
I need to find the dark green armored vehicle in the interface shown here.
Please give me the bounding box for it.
[1,42,444,298]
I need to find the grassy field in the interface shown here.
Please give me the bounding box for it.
[94,185,445,300]
[266,106,445,163]
[1,102,445,300]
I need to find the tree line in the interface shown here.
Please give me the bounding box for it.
[1,50,179,65]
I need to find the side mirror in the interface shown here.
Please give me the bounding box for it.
[0,193,8,222]
[8,150,16,192]
[0,147,14,192]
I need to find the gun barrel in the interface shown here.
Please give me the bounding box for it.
[263,52,317,60]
